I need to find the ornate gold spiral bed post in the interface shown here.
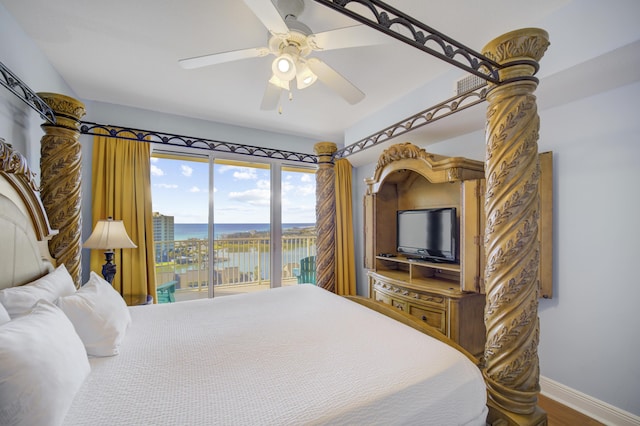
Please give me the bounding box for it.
[480,29,550,425]
[38,93,86,288]
[314,142,337,292]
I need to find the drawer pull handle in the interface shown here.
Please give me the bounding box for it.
[421,315,427,321]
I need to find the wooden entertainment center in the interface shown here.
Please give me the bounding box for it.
[364,142,487,356]
[364,142,553,357]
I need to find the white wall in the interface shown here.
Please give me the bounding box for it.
[536,82,640,415]
[0,2,75,177]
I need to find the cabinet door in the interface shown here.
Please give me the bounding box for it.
[539,151,553,299]
[460,179,484,293]
[363,193,375,269]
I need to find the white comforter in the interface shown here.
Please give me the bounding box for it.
[64,285,487,425]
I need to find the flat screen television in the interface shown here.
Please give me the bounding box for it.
[396,207,458,263]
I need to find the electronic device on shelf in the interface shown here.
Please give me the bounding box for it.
[396,207,458,264]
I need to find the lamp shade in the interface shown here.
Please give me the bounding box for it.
[84,218,137,250]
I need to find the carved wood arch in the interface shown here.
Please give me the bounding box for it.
[365,142,484,195]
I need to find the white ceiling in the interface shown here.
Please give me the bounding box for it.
[4,0,570,147]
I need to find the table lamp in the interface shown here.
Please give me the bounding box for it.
[84,217,137,284]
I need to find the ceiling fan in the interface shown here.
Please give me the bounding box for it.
[178,0,389,110]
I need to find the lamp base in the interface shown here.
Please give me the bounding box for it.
[101,250,117,284]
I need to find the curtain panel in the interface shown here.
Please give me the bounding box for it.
[90,130,157,303]
[334,158,356,296]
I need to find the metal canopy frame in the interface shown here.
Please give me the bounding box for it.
[312,0,543,160]
[334,85,487,160]
[312,0,506,83]
[79,122,318,164]
[0,61,56,124]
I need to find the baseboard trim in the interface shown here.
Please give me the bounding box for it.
[540,376,640,426]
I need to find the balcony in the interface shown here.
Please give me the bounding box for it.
[153,234,316,302]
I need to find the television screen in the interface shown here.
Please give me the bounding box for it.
[396,207,457,263]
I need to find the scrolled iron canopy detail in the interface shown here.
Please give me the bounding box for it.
[80,122,318,164]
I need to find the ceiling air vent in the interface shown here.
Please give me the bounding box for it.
[455,74,486,95]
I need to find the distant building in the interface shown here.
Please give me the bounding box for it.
[153,212,174,262]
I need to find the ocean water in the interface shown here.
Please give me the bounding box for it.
[174,223,315,240]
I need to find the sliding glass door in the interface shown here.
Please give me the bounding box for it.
[212,159,272,296]
[150,154,210,302]
[150,151,316,302]
[281,166,316,285]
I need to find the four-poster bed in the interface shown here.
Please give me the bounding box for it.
[1,139,489,424]
[1,1,551,424]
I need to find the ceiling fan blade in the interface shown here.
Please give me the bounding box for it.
[260,81,283,110]
[309,25,391,51]
[178,47,268,70]
[242,0,289,35]
[306,58,365,105]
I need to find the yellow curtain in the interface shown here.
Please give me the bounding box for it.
[334,158,356,296]
[90,130,156,304]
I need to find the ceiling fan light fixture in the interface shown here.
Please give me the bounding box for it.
[277,57,292,73]
[272,54,296,81]
[296,62,317,89]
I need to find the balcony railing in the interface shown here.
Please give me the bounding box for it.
[153,234,316,301]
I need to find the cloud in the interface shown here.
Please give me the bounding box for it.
[181,164,193,177]
[296,184,315,197]
[233,168,257,180]
[150,164,164,176]
[229,188,271,206]
[218,165,257,180]
[188,186,201,193]
[282,181,294,193]
[154,183,178,189]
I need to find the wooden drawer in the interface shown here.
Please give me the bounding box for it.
[410,292,446,309]
[373,290,392,305]
[373,289,408,312]
[409,304,446,334]
[372,278,445,309]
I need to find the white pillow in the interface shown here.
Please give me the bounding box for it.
[0,299,90,426]
[56,271,132,357]
[0,264,76,318]
[0,304,9,325]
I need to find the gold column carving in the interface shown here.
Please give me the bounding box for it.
[38,93,86,288]
[480,28,550,424]
[314,142,337,292]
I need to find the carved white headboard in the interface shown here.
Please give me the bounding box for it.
[0,138,56,289]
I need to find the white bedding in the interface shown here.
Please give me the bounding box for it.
[64,285,487,425]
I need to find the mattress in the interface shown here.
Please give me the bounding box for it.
[64,284,487,425]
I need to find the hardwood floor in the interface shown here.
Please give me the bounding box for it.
[538,394,604,426]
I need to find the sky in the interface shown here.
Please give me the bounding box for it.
[150,156,316,224]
